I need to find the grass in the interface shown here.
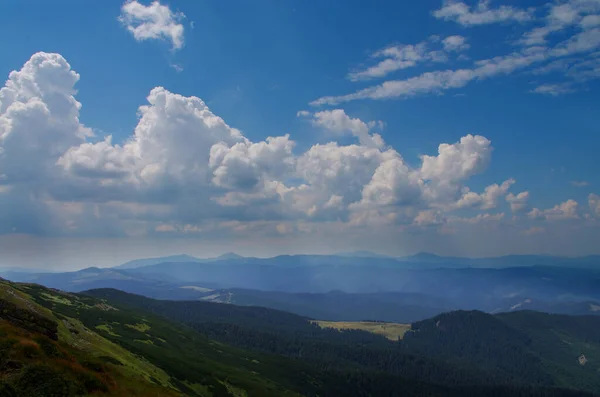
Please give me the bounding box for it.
[2,282,178,392]
[126,323,151,333]
[313,320,410,341]
[10,281,306,397]
[96,324,121,337]
[0,315,179,396]
[40,292,74,306]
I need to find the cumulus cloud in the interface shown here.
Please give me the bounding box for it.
[209,135,296,190]
[60,87,246,192]
[119,0,185,50]
[2,51,596,251]
[528,199,580,220]
[506,191,530,213]
[433,0,534,26]
[453,179,515,210]
[0,52,91,183]
[299,109,384,148]
[420,135,492,183]
[413,210,446,226]
[442,35,470,52]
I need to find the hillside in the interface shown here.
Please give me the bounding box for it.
[404,310,600,392]
[85,288,600,396]
[2,279,596,396]
[0,280,179,396]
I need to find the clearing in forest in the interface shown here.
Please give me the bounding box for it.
[313,320,410,341]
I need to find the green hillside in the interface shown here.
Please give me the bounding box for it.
[85,287,600,396]
[0,280,179,396]
[2,279,598,397]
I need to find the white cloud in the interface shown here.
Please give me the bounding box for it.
[2,51,598,256]
[528,199,580,220]
[348,42,444,81]
[582,14,600,28]
[301,109,385,148]
[119,0,185,50]
[413,210,446,226]
[454,179,515,210]
[311,27,600,106]
[589,193,600,216]
[209,135,296,191]
[520,0,600,46]
[420,134,492,183]
[531,83,576,96]
[506,191,530,213]
[293,143,399,214]
[0,53,91,184]
[433,0,534,26]
[571,180,590,187]
[311,69,476,106]
[347,35,472,82]
[442,35,470,52]
[356,158,422,207]
[60,86,246,193]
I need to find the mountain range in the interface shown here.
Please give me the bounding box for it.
[2,253,600,324]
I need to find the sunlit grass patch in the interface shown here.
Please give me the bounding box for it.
[313,320,410,341]
[126,323,151,333]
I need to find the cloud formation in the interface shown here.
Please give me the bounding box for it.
[528,199,580,220]
[347,35,471,81]
[298,109,384,148]
[311,1,600,105]
[119,0,185,50]
[1,52,597,255]
[433,0,534,26]
[442,35,470,52]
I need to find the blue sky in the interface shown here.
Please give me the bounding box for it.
[0,0,599,268]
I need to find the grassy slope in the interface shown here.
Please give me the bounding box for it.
[4,280,598,397]
[313,320,410,341]
[0,280,179,397]
[6,281,311,397]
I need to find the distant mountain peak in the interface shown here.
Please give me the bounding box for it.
[336,250,389,258]
[217,252,243,260]
[412,252,442,259]
[79,266,103,272]
[115,254,201,269]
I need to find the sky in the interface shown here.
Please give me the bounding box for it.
[0,0,599,269]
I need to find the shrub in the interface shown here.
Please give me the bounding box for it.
[14,365,76,397]
[0,382,17,397]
